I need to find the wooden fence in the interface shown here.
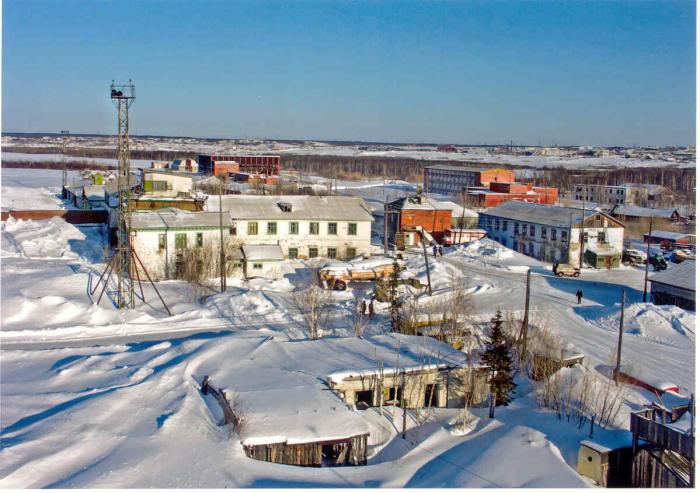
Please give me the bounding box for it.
[1,209,108,224]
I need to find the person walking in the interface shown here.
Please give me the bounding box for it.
[576,289,583,304]
[438,244,443,257]
[361,299,367,317]
[368,300,375,319]
[433,244,438,258]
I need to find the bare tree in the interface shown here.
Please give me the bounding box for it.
[292,285,333,339]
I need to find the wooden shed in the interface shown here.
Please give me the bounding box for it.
[577,438,633,487]
[243,434,369,467]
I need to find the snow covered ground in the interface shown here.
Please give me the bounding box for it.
[0,170,695,487]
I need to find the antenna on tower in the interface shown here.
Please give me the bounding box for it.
[61,130,70,197]
[91,80,171,315]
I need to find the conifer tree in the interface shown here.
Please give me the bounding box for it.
[389,260,402,332]
[481,310,516,418]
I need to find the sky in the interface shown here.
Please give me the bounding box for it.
[1,0,696,146]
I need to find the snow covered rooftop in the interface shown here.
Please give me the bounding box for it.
[434,200,479,218]
[649,260,696,292]
[129,208,232,230]
[480,201,605,228]
[222,195,373,222]
[646,230,694,241]
[388,195,471,213]
[424,164,492,172]
[611,205,678,219]
[241,244,284,261]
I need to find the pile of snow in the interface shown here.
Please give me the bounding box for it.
[1,217,101,259]
[596,302,695,347]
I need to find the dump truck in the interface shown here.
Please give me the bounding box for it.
[318,257,407,290]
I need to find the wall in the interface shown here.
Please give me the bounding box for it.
[244,259,281,280]
[479,169,515,186]
[233,218,371,260]
[399,209,452,241]
[1,209,108,224]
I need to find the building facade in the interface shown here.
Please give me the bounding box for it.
[198,155,281,176]
[479,201,625,265]
[574,183,674,207]
[423,165,515,195]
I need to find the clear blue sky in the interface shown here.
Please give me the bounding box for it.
[2,0,696,146]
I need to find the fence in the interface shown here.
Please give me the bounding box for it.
[1,209,108,224]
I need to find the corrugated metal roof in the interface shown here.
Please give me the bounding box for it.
[222,195,373,221]
[611,205,678,219]
[480,201,605,228]
[130,208,231,230]
[646,230,694,240]
[242,244,284,261]
[649,260,695,292]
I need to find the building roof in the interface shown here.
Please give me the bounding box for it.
[241,244,284,261]
[142,168,196,179]
[610,205,678,219]
[649,260,695,292]
[424,164,490,173]
[129,208,231,230]
[645,230,694,241]
[480,201,607,228]
[434,200,479,218]
[388,195,459,212]
[221,195,373,222]
[83,185,105,201]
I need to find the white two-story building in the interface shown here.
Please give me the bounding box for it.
[479,201,625,267]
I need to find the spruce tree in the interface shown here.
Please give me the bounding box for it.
[389,260,402,332]
[480,310,516,418]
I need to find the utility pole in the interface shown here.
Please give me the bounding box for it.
[421,236,433,296]
[614,288,626,383]
[61,130,70,198]
[643,216,653,302]
[578,198,586,269]
[383,162,386,198]
[401,370,407,439]
[219,177,227,293]
[457,187,467,246]
[383,200,389,255]
[518,269,531,361]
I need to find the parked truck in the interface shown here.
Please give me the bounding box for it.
[552,262,581,277]
[318,257,407,290]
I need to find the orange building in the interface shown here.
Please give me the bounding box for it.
[387,194,453,244]
[469,182,558,208]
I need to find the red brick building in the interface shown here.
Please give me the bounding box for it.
[468,182,558,208]
[198,155,281,177]
[387,194,453,244]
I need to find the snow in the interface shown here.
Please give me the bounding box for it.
[1,172,695,487]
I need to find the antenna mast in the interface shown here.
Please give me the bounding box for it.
[61,130,70,197]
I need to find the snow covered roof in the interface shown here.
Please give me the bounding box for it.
[83,185,105,201]
[580,433,632,454]
[424,164,490,173]
[241,244,284,261]
[129,209,232,230]
[222,195,372,222]
[646,230,694,241]
[142,168,195,179]
[611,205,678,219]
[649,260,695,292]
[480,201,607,228]
[434,200,479,218]
[388,195,458,212]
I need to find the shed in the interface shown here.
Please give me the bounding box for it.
[649,260,695,311]
[577,435,633,487]
[584,246,621,269]
[241,244,284,280]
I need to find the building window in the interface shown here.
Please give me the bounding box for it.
[541,227,546,239]
[551,228,556,240]
[598,231,606,242]
[561,230,568,242]
[158,234,166,252]
[514,223,519,234]
[288,247,298,259]
[502,220,508,231]
[310,222,319,235]
[175,233,187,250]
[495,219,500,230]
[248,222,258,235]
[267,222,277,235]
[348,223,357,236]
[327,247,337,259]
[487,218,493,229]
[196,232,203,247]
[347,247,357,258]
[529,224,535,237]
[289,221,299,234]
[308,247,318,258]
[328,222,338,235]
[253,263,263,270]
[513,240,518,252]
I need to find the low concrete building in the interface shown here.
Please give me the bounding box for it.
[479,201,625,266]
[423,165,515,195]
[649,260,695,311]
[643,230,695,246]
[241,244,284,280]
[223,195,373,260]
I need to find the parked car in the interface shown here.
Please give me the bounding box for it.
[553,263,581,277]
[648,253,668,271]
[622,249,646,266]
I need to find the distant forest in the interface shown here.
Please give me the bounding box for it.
[3,145,695,202]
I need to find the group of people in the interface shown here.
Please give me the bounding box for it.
[359,298,375,319]
[432,243,444,258]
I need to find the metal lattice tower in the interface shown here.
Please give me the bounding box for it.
[111,80,136,309]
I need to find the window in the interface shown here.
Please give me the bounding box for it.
[327,247,337,259]
[175,233,187,250]
[551,228,556,240]
[267,222,277,235]
[502,220,508,231]
[495,219,500,230]
[196,232,203,248]
[288,247,298,259]
[529,224,535,237]
[348,223,357,236]
[248,222,258,235]
[289,221,299,235]
[513,241,518,252]
[347,247,357,258]
[487,218,493,229]
[328,222,338,235]
[597,231,606,242]
[158,234,166,252]
[308,247,318,258]
[229,226,237,236]
[309,222,319,235]
[253,263,263,270]
[561,230,568,242]
[541,227,546,239]
[152,180,168,191]
[514,223,519,234]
